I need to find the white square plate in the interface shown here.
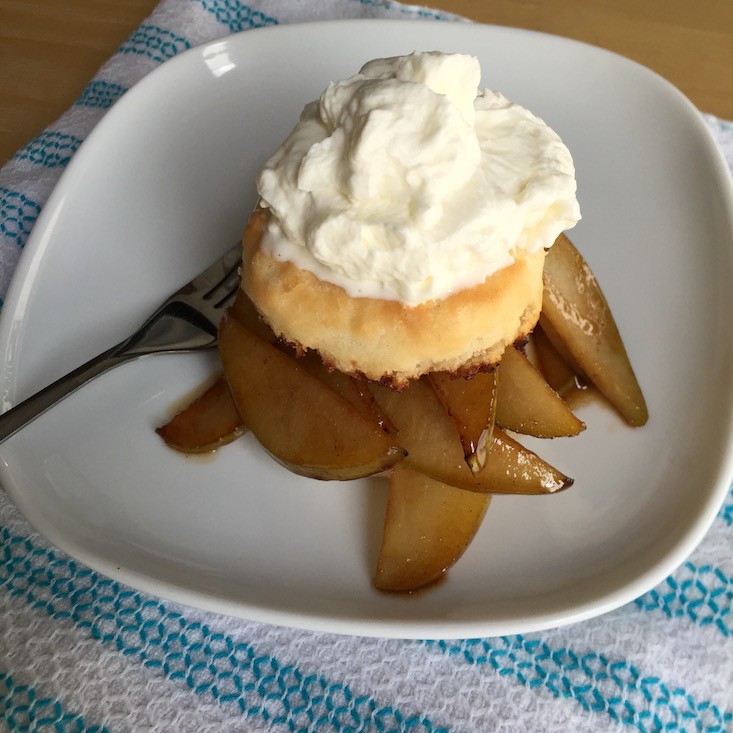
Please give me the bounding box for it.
[1,20,732,638]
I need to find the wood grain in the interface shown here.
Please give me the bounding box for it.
[0,0,158,162]
[425,0,733,120]
[1,0,731,163]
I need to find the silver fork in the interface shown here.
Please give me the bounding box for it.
[0,242,242,443]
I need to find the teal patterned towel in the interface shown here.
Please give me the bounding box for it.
[1,2,732,732]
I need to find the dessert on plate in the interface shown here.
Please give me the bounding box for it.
[159,51,647,593]
[243,51,581,386]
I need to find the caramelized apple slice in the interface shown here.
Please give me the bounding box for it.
[370,379,571,494]
[347,377,399,436]
[374,463,491,592]
[532,325,579,397]
[542,234,648,426]
[156,376,245,453]
[231,289,277,343]
[231,289,397,436]
[219,314,405,480]
[482,427,572,493]
[495,346,585,438]
[428,371,497,473]
[370,379,477,488]
[294,350,396,435]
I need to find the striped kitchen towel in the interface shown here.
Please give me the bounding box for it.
[1,2,732,732]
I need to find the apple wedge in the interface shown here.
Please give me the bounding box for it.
[374,463,491,592]
[370,379,571,494]
[428,370,497,473]
[532,326,579,398]
[495,346,585,438]
[218,313,405,480]
[231,289,396,436]
[231,289,278,344]
[370,379,478,488]
[542,234,648,427]
[483,426,573,493]
[293,349,397,436]
[156,376,245,453]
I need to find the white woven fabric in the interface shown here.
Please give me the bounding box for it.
[1,2,732,732]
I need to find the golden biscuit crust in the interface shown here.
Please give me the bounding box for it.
[241,208,545,386]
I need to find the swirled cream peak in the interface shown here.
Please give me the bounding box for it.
[256,51,580,305]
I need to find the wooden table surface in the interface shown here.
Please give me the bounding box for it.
[1,0,731,164]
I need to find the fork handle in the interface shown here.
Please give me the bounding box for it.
[0,301,222,444]
[0,345,133,444]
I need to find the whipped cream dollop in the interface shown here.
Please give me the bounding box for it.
[256,51,580,305]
